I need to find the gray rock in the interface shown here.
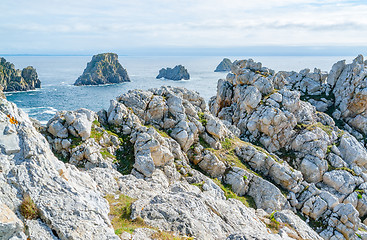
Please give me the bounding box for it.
[27,219,58,240]
[0,203,24,240]
[156,65,190,80]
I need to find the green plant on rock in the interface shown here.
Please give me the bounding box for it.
[105,194,189,239]
[19,195,39,220]
[222,138,232,150]
[197,112,207,127]
[115,135,135,175]
[212,178,256,209]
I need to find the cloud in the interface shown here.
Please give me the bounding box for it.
[0,0,367,52]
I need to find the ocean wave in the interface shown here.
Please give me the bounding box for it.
[43,109,57,115]
[22,106,58,115]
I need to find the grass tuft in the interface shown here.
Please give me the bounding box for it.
[19,195,39,220]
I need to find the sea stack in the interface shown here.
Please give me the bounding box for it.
[156,65,190,80]
[74,53,130,86]
[214,58,232,72]
[0,57,41,92]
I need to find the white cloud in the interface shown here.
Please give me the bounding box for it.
[0,0,366,52]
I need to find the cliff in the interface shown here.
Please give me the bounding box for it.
[74,53,130,86]
[156,65,190,80]
[0,57,41,92]
[3,55,367,239]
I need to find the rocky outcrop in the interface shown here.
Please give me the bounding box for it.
[156,65,190,80]
[215,58,232,72]
[208,57,367,239]
[0,96,118,239]
[0,57,41,92]
[74,53,130,86]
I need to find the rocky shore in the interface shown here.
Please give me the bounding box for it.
[74,53,130,86]
[156,65,190,80]
[0,57,41,92]
[2,55,367,239]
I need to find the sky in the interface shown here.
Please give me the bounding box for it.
[1,0,367,55]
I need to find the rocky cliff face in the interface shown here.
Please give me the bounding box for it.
[3,55,367,240]
[74,53,130,86]
[0,57,41,92]
[215,58,232,72]
[156,65,190,80]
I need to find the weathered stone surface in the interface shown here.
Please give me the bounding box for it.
[0,97,119,240]
[156,65,190,80]
[0,203,24,240]
[27,219,58,240]
[74,53,130,86]
[0,57,41,92]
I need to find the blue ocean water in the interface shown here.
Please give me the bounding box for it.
[4,55,355,123]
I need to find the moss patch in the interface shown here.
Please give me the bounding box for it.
[212,178,257,209]
[145,124,170,138]
[198,112,207,127]
[105,194,189,238]
[105,194,146,234]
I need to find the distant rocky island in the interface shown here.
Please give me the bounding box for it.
[156,65,190,80]
[214,58,232,72]
[74,53,130,86]
[0,57,41,92]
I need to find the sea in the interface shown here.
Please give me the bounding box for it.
[4,55,355,124]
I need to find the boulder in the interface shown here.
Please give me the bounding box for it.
[74,53,130,86]
[156,65,190,80]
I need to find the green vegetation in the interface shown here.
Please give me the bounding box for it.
[145,124,170,138]
[326,166,358,176]
[115,135,135,175]
[105,194,190,239]
[199,136,211,149]
[69,136,83,149]
[191,181,205,191]
[19,195,39,220]
[296,122,333,136]
[358,194,363,199]
[54,152,68,163]
[266,211,280,232]
[101,149,115,159]
[212,178,256,209]
[105,194,146,234]
[197,112,207,127]
[222,138,232,150]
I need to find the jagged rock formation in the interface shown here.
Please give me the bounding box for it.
[215,58,232,72]
[209,56,367,239]
[156,65,190,80]
[0,97,118,239]
[0,57,41,92]
[74,53,130,86]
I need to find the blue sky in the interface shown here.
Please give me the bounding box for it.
[1,0,367,55]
